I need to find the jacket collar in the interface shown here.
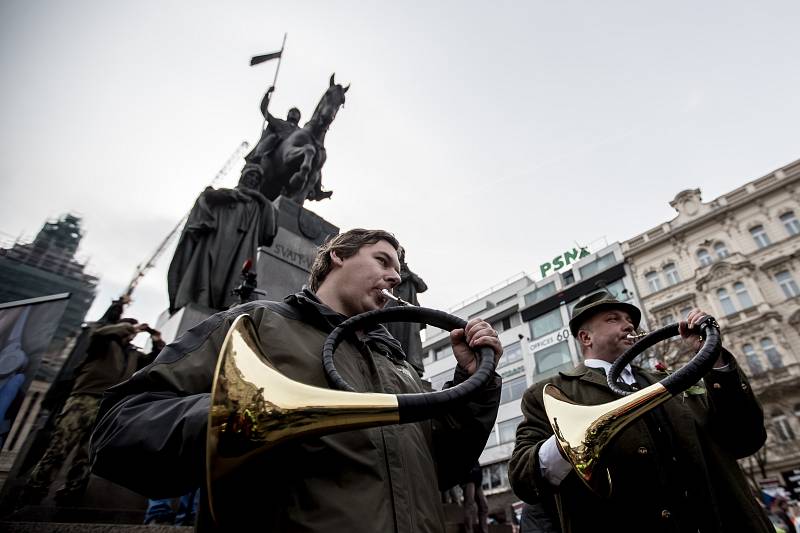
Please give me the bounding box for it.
[560,362,610,389]
[559,362,655,390]
[284,288,406,361]
[285,287,346,332]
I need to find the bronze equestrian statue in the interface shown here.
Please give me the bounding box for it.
[241,74,349,205]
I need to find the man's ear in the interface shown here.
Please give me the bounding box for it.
[330,250,344,267]
[577,329,592,348]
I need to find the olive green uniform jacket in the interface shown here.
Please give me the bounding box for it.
[72,323,163,397]
[91,291,501,532]
[508,355,772,533]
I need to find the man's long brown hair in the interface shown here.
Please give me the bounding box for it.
[308,229,403,291]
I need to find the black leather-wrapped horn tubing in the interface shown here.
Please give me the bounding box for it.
[607,316,721,397]
[322,306,497,424]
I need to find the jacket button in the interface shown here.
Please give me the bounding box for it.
[712,382,721,389]
[741,382,748,390]
[637,446,648,455]
[661,509,671,519]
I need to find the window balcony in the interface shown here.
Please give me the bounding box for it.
[749,362,800,391]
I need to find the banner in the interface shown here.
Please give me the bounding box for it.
[0,293,70,448]
[250,50,282,66]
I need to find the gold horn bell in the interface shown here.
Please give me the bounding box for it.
[206,315,401,523]
[542,381,670,495]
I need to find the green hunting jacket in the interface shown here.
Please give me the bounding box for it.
[71,323,163,397]
[91,290,501,532]
[508,356,773,533]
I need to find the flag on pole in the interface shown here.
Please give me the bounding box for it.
[250,50,282,66]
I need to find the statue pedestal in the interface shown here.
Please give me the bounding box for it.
[151,197,337,345]
[256,196,339,300]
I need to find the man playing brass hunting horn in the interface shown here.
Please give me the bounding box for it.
[509,291,772,533]
[91,229,503,532]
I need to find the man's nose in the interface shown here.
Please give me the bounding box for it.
[386,270,401,287]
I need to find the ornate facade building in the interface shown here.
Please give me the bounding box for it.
[622,158,800,494]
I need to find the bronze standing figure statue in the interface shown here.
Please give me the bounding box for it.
[243,74,348,205]
[386,260,428,376]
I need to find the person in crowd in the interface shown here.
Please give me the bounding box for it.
[21,317,163,506]
[509,291,773,532]
[91,228,503,532]
[460,462,489,533]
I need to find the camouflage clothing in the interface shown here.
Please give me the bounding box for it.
[21,321,161,505]
[25,394,101,501]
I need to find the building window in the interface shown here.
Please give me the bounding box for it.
[482,461,509,491]
[713,242,730,259]
[742,344,763,375]
[498,416,523,444]
[663,263,680,286]
[772,411,796,442]
[530,308,563,339]
[562,270,575,286]
[697,248,713,266]
[717,288,737,316]
[733,282,754,309]
[661,314,675,326]
[428,370,452,391]
[578,253,616,279]
[750,225,771,249]
[435,345,453,361]
[781,211,800,236]
[605,279,631,301]
[524,282,556,307]
[500,375,528,405]
[500,341,523,366]
[760,337,783,368]
[492,315,514,333]
[679,306,693,320]
[776,270,800,298]
[645,271,662,293]
[534,341,572,377]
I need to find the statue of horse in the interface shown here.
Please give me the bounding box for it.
[256,74,349,204]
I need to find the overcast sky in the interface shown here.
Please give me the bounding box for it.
[2,1,799,333]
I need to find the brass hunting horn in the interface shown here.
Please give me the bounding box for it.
[206,305,497,524]
[542,316,721,496]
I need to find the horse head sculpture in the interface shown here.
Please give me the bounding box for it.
[306,73,349,130]
[259,74,349,204]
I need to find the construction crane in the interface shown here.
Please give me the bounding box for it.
[123,141,250,297]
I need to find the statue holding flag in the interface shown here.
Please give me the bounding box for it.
[243,38,349,204]
[240,87,301,190]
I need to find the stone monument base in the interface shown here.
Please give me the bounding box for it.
[256,196,339,300]
[152,197,338,345]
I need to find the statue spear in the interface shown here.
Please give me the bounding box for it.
[250,33,287,128]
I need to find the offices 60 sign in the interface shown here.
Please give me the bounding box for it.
[529,327,571,353]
